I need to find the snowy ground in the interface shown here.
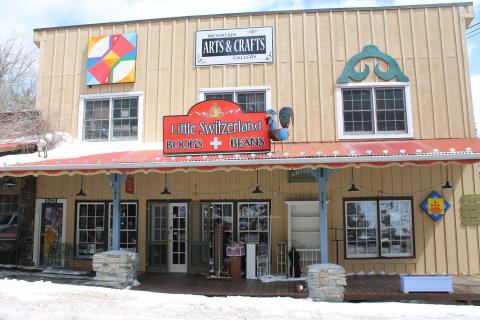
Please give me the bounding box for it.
[0,279,479,320]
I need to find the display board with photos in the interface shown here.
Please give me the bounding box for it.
[238,202,270,255]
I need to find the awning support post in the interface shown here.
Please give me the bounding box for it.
[109,173,127,251]
[316,168,332,264]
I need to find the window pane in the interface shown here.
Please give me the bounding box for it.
[343,89,373,134]
[205,93,234,101]
[108,203,137,252]
[112,98,139,140]
[379,200,413,257]
[236,92,266,112]
[0,194,18,214]
[375,88,407,133]
[83,99,110,141]
[344,200,378,258]
[77,203,105,256]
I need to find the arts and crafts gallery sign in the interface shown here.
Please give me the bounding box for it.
[163,100,270,155]
[195,27,274,66]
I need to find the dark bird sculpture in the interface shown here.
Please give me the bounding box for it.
[266,107,294,152]
[279,107,294,129]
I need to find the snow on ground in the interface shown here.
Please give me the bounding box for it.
[0,279,479,320]
[0,133,164,167]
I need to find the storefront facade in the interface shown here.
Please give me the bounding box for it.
[1,2,480,276]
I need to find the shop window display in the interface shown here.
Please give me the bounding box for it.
[344,198,413,259]
[238,202,270,255]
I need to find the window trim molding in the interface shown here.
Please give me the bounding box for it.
[335,82,413,140]
[343,196,415,260]
[77,91,144,142]
[198,86,271,111]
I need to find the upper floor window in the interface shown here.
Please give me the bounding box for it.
[79,92,144,142]
[200,87,271,113]
[336,83,413,140]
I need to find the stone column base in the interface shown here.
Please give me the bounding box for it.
[92,250,139,289]
[307,263,346,302]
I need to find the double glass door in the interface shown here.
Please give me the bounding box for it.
[148,203,188,273]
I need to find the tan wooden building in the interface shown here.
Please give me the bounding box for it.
[1,2,480,277]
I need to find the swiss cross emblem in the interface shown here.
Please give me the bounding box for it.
[421,191,451,222]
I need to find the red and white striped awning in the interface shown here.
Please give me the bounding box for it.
[1,138,480,176]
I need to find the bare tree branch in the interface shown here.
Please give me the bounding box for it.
[0,33,38,112]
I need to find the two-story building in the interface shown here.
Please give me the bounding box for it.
[1,2,480,278]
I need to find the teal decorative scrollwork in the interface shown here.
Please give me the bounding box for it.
[336,45,409,84]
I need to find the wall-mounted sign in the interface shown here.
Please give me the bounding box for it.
[420,191,451,222]
[460,195,480,225]
[288,169,317,183]
[163,100,270,155]
[86,33,137,85]
[195,27,274,66]
[125,175,135,194]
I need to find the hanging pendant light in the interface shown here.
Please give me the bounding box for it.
[348,167,360,192]
[442,165,453,189]
[76,175,87,197]
[252,170,263,194]
[161,172,172,195]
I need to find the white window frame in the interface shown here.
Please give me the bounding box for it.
[78,92,144,142]
[198,86,272,112]
[335,82,413,140]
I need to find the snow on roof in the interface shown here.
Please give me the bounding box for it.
[0,133,163,167]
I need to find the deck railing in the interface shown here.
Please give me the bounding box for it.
[296,248,320,276]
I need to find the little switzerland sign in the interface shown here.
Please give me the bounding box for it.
[195,27,273,66]
[163,100,270,155]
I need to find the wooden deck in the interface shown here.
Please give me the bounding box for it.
[135,273,308,298]
[135,273,480,304]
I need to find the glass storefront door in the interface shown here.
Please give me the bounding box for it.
[148,202,188,273]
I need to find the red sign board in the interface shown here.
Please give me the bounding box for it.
[163,100,270,155]
[125,175,134,194]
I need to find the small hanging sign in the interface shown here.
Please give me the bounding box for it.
[125,175,135,194]
[288,169,317,183]
[420,191,451,222]
[460,195,480,226]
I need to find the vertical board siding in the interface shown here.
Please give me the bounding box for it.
[34,4,475,142]
[36,163,480,274]
[31,5,479,274]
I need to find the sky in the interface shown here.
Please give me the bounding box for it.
[0,0,479,132]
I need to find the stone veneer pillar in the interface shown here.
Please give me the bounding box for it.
[307,264,347,302]
[92,250,139,289]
